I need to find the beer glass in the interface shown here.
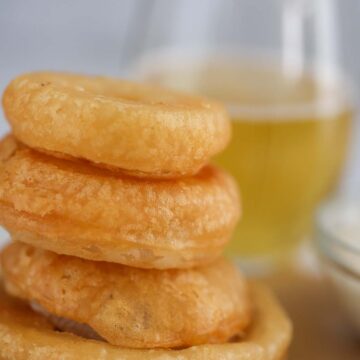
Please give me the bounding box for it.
[123,0,354,266]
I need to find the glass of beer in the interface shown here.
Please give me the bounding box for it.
[124,0,354,266]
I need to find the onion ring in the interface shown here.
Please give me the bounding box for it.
[1,242,252,349]
[0,277,291,359]
[0,136,239,269]
[3,72,230,178]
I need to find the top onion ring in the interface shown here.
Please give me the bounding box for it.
[2,72,231,178]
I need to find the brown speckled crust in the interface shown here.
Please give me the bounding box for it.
[0,134,17,163]
[2,72,231,179]
[0,136,240,269]
[1,242,252,349]
[0,279,291,360]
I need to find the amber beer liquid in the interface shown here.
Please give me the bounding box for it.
[136,56,352,258]
[221,103,351,257]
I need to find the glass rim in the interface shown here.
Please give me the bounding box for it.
[131,45,357,120]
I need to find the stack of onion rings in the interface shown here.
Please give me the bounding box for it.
[0,72,292,358]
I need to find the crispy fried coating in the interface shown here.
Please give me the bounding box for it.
[0,136,240,269]
[1,242,252,349]
[0,134,17,163]
[3,72,231,179]
[0,278,291,360]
